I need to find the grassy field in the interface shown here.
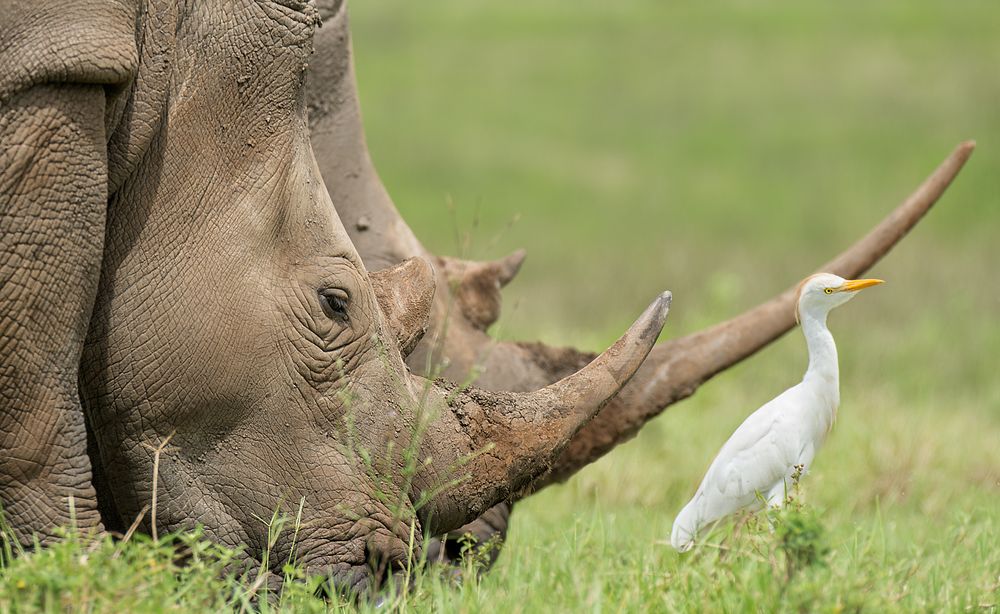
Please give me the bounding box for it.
[3,0,998,611]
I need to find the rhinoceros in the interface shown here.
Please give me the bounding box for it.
[0,0,972,594]
[0,0,673,591]
[304,3,974,564]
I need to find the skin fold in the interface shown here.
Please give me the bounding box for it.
[305,3,976,566]
[1,0,669,594]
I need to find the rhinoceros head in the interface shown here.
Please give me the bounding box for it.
[71,0,668,593]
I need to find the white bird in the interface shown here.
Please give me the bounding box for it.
[670,273,884,552]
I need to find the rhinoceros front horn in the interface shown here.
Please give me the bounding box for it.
[413,291,672,533]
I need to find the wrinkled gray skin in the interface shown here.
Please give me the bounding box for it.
[305,4,975,567]
[0,0,673,593]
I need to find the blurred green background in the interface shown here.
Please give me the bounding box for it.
[349,1,999,609]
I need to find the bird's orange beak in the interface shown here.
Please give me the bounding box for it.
[838,278,885,292]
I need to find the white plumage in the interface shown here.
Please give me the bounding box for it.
[671,273,883,552]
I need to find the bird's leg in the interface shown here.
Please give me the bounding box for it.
[766,516,777,535]
[766,482,789,509]
[765,463,807,510]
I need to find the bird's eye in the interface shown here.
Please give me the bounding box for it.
[319,288,350,320]
[824,288,834,294]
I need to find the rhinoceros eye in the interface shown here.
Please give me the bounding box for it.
[319,288,350,321]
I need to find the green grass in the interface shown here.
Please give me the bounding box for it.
[3,0,998,611]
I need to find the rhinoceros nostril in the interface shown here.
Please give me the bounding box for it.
[364,535,408,591]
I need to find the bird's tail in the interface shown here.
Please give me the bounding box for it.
[670,502,698,552]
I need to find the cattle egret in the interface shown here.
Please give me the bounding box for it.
[670,273,884,552]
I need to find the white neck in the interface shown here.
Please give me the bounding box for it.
[800,310,839,385]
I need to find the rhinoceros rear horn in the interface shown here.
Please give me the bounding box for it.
[370,257,436,357]
[417,291,671,532]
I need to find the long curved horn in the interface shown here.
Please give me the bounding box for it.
[413,292,671,533]
[533,140,975,487]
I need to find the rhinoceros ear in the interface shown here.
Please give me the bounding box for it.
[438,249,527,331]
[370,257,436,357]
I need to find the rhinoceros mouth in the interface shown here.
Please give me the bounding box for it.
[303,555,408,601]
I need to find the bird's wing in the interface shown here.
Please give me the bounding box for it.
[691,386,806,520]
